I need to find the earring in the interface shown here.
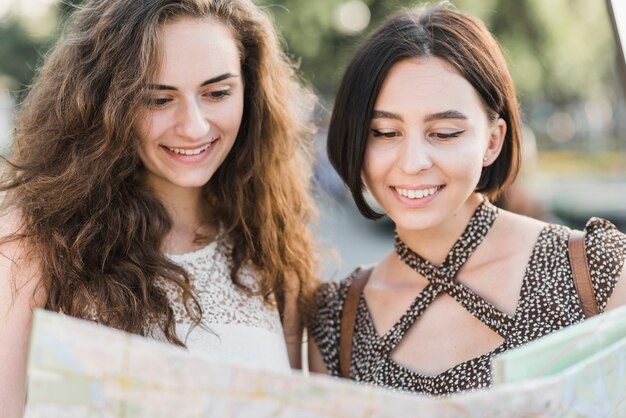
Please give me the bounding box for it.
[483,156,488,162]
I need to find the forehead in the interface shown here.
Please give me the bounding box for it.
[157,17,241,80]
[376,57,484,114]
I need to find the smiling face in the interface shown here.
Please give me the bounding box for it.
[362,57,505,235]
[135,17,244,194]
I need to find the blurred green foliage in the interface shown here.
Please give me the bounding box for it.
[259,0,617,104]
[0,0,620,108]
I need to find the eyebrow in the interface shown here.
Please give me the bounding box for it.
[371,109,468,122]
[424,110,468,122]
[147,73,238,90]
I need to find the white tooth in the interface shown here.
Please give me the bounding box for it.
[416,190,425,198]
[407,190,415,199]
[166,145,210,155]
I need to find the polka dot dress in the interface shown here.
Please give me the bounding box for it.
[310,200,626,396]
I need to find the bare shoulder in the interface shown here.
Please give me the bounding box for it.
[491,209,548,246]
[0,208,44,303]
[480,208,548,265]
[0,207,27,267]
[0,205,23,236]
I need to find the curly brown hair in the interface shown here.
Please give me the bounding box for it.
[1,0,318,345]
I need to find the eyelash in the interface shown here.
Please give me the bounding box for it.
[432,130,465,139]
[370,129,398,138]
[370,129,466,139]
[145,89,233,109]
[146,97,171,108]
[205,90,232,100]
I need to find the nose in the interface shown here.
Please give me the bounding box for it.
[398,135,433,174]
[175,99,210,140]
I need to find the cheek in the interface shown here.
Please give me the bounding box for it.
[363,141,397,173]
[213,92,245,133]
[451,149,485,183]
[361,146,377,183]
[362,148,388,192]
[133,119,158,166]
[134,114,158,145]
[226,99,245,132]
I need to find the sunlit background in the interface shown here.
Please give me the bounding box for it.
[1,0,625,278]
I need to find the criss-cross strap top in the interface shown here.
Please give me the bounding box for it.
[311,199,626,395]
[392,200,512,349]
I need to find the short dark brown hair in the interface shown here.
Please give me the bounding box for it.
[327,4,522,219]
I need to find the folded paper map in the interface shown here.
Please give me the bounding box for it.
[492,303,626,384]
[25,308,626,417]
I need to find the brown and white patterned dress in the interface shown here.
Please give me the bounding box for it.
[310,201,626,395]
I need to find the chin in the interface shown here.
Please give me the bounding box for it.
[169,177,212,189]
[388,211,443,233]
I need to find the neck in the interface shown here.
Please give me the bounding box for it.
[395,193,484,265]
[145,176,217,253]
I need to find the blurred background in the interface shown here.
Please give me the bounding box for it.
[0,0,625,279]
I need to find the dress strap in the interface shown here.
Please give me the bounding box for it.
[568,230,598,317]
[340,267,372,378]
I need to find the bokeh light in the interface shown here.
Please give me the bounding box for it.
[335,0,370,34]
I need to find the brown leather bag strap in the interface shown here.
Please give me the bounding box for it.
[568,230,598,318]
[339,267,372,378]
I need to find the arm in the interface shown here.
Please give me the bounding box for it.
[0,218,45,418]
[282,272,302,369]
[307,335,329,374]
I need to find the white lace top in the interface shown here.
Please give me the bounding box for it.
[161,239,291,373]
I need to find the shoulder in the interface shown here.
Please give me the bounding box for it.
[309,266,373,333]
[0,206,23,239]
[308,267,369,376]
[580,218,626,311]
[312,271,350,317]
[0,208,30,271]
[490,210,549,248]
[580,217,625,279]
[312,267,371,312]
[583,217,626,255]
[0,208,45,305]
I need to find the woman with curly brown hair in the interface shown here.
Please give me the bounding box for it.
[0,0,318,415]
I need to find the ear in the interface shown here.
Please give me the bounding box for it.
[483,118,506,167]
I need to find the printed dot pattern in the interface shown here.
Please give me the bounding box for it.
[310,202,625,396]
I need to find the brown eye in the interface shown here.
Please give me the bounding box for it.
[146,97,170,108]
[206,90,232,100]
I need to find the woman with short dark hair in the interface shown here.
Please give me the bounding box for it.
[309,4,626,396]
